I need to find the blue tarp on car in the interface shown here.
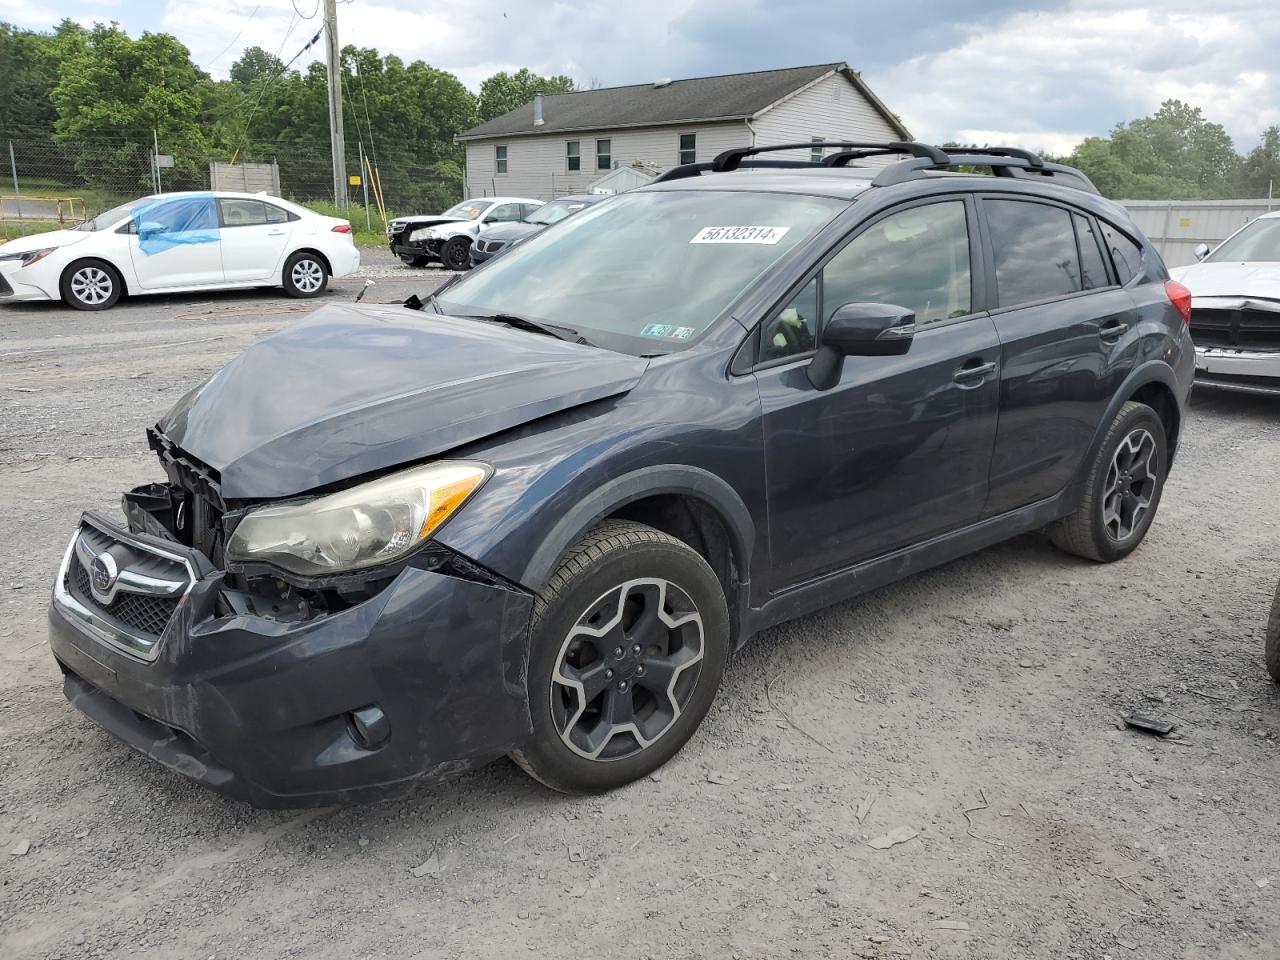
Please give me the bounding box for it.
[132,194,220,256]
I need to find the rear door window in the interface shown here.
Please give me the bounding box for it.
[984,199,1082,307]
[1074,214,1110,289]
[218,199,270,227]
[1100,222,1144,285]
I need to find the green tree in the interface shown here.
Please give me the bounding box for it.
[1240,125,1280,199]
[1107,100,1239,199]
[51,24,211,190]
[476,68,574,122]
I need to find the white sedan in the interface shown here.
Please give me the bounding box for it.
[0,191,361,311]
[1170,210,1280,395]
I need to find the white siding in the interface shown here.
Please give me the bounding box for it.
[464,122,749,200]
[750,72,901,163]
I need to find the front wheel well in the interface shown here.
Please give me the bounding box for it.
[1127,380,1180,462]
[603,494,744,647]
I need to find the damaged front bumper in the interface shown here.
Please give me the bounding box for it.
[48,510,534,807]
[1194,347,1280,395]
[389,238,442,262]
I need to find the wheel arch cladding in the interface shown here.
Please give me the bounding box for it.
[521,466,755,646]
[1078,360,1182,487]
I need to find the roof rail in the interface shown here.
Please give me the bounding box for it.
[711,140,948,172]
[872,151,1098,194]
[649,140,1099,195]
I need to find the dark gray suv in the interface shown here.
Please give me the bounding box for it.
[48,142,1195,805]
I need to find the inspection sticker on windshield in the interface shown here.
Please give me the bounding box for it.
[690,225,790,245]
[641,324,696,340]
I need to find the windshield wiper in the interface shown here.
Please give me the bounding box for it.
[462,311,591,345]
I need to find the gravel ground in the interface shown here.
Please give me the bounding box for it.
[2,252,1278,959]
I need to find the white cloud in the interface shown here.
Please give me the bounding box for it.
[881,4,1280,153]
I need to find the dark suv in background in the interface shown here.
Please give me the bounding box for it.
[49,141,1194,805]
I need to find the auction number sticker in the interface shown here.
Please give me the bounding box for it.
[690,225,790,245]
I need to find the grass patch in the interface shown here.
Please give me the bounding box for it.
[297,199,389,249]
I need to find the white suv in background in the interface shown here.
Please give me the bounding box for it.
[0,191,360,311]
[387,196,544,270]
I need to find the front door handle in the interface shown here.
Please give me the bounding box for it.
[953,359,997,387]
[1099,319,1128,342]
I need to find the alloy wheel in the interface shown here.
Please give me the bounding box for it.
[291,258,324,293]
[550,578,705,762]
[70,266,113,305]
[446,242,468,269]
[1102,427,1158,541]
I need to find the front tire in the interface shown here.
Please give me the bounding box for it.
[1047,401,1167,562]
[282,251,328,297]
[510,521,730,794]
[60,260,122,311]
[442,236,471,271]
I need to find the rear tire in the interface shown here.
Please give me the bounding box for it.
[1265,580,1280,684]
[60,260,122,311]
[510,520,730,794]
[282,251,328,298]
[442,236,471,271]
[1047,401,1167,562]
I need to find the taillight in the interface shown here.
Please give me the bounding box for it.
[1165,280,1192,326]
[332,223,352,234]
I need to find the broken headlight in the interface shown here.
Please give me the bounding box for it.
[225,461,490,577]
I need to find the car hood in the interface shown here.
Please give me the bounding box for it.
[478,222,544,243]
[1170,261,1280,302]
[158,302,649,500]
[0,229,90,254]
[393,215,469,230]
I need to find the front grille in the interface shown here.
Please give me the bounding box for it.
[1191,307,1280,350]
[68,554,180,638]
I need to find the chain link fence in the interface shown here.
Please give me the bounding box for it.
[1,136,464,236]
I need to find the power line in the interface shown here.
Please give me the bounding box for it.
[203,4,261,71]
[292,0,320,19]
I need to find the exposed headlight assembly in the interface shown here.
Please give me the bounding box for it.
[0,247,56,267]
[226,461,490,577]
[409,227,441,243]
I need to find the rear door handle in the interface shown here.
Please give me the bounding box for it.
[1099,319,1128,342]
[953,359,997,387]
[267,229,286,236]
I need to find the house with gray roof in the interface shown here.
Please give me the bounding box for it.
[455,62,909,200]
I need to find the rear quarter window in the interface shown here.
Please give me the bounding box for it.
[1100,222,1144,285]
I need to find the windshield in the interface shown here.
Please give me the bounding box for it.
[1208,218,1280,262]
[441,199,488,221]
[75,199,145,232]
[527,199,591,226]
[437,190,843,352]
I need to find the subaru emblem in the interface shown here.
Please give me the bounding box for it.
[90,552,118,601]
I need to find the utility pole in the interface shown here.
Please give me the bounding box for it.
[323,0,348,207]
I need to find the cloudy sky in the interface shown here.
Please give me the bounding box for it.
[4,0,1279,154]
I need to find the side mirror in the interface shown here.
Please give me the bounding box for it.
[807,302,915,390]
[138,221,168,240]
[1193,242,1210,261]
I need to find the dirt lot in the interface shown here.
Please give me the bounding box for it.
[2,253,1278,959]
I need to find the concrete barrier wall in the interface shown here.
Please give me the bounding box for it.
[1120,199,1277,268]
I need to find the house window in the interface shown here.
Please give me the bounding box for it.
[566,140,580,172]
[810,137,823,163]
[495,144,508,175]
[596,138,611,171]
[679,133,696,165]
